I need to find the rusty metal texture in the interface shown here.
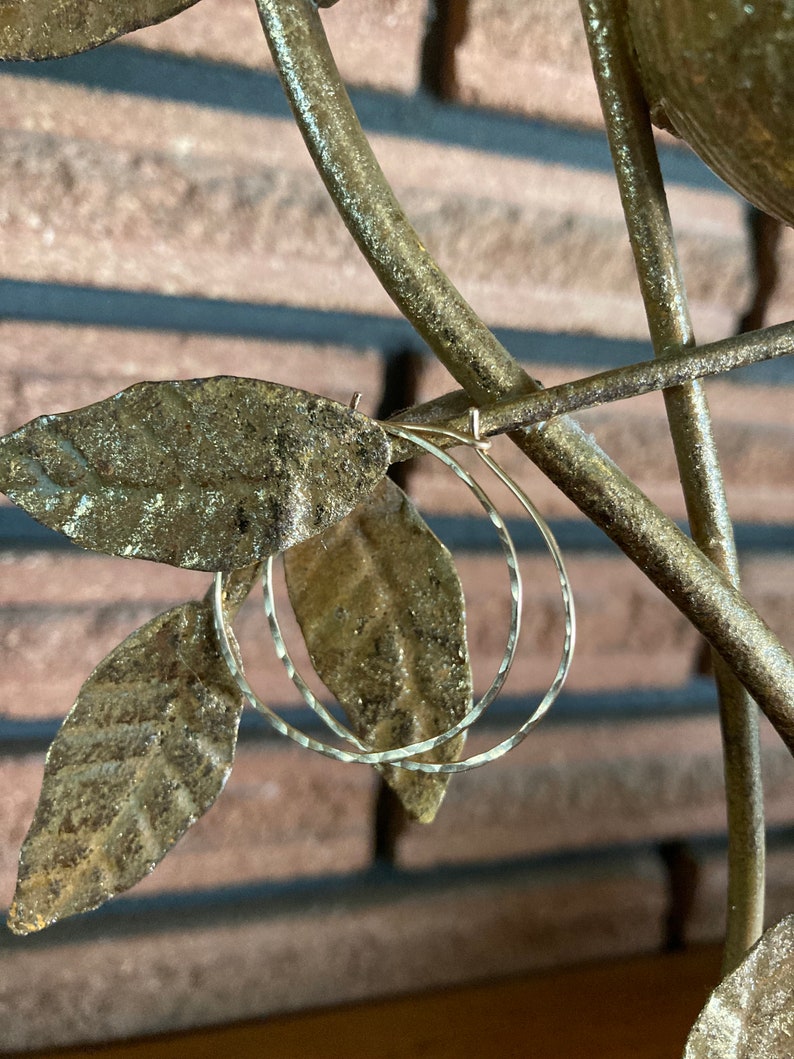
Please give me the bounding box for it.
[684,916,794,1058]
[6,564,259,935]
[284,477,472,822]
[0,0,202,60]
[0,376,390,571]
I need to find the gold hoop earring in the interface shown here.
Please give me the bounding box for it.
[212,409,575,773]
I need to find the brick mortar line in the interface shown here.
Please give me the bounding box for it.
[0,279,658,368]
[0,44,726,191]
[3,510,793,554]
[0,679,722,754]
[3,281,791,383]
[4,828,793,954]
[0,841,671,951]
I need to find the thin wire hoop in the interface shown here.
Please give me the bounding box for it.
[261,421,523,761]
[212,416,575,773]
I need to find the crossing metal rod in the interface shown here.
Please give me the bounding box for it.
[254,0,794,760]
[579,0,764,973]
[386,322,794,447]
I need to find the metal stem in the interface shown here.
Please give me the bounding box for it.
[580,0,764,973]
[255,0,794,760]
[387,323,794,446]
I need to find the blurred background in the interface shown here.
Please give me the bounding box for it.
[0,0,793,1050]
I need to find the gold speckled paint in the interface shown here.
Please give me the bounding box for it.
[685,916,794,1057]
[0,0,202,60]
[628,0,794,225]
[7,564,259,935]
[285,477,471,822]
[0,376,390,570]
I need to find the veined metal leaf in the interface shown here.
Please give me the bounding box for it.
[684,916,794,1058]
[284,477,472,823]
[0,0,202,60]
[6,564,260,935]
[0,377,390,571]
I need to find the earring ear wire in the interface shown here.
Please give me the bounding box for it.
[212,410,575,773]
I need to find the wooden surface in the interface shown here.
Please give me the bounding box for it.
[20,945,722,1059]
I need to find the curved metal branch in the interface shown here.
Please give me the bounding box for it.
[580,0,764,973]
[254,0,794,760]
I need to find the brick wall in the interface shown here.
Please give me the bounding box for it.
[1,0,793,1050]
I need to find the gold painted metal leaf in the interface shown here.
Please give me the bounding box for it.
[6,564,260,935]
[0,0,202,60]
[0,377,390,571]
[627,0,794,227]
[684,915,794,1058]
[284,477,472,823]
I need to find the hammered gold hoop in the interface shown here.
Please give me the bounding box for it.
[212,414,575,773]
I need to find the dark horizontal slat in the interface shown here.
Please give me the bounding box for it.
[427,516,794,556]
[1,44,726,191]
[2,280,790,386]
[0,506,790,558]
[686,824,794,862]
[430,515,629,554]
[0,280,419,353]
[721,355,794,386]
[0,278,657,368]
[0,703,346,753]
[3,825,792,951]
[0,507,79,551]
[0,839,667,950]
[0,679,720,757]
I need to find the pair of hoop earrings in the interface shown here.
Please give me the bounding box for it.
[212,409,576,773]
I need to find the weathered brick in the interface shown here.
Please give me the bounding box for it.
[686,842,794,946]
[0,759,37,891]
[741,559,794,658]
[767,224,794,327]
[707,385,794,524]
[123,0,428,95]
[0,541,707,723]
[0,322,384,435]
[0,852,666,1050]
[461,551,791,693]
[454,552,702,691]
[0,743,376,910]
[0,564,320,718]
[579,395,794,526]
[395,716,794,870]
[0,78,749,342]
[455,0,604,127]
[0,599,209,720]
[453,0,699,188]
[3,549,793,722]
[0,551,204,607]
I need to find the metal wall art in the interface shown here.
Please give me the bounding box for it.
[1,0,793,1054]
